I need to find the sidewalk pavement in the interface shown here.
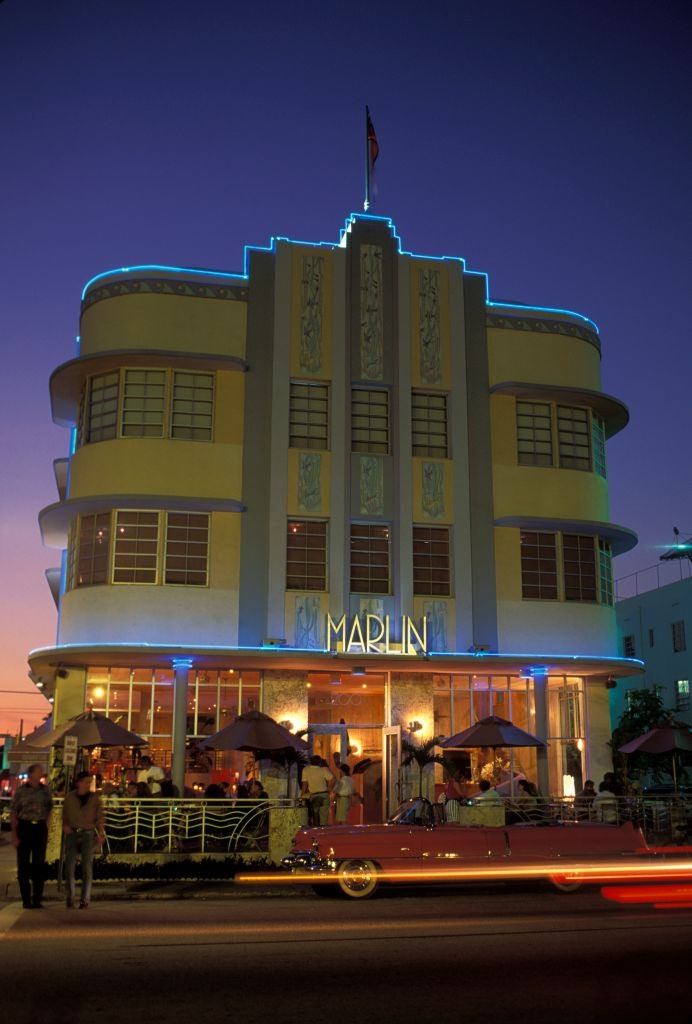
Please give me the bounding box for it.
[0,835,299,902]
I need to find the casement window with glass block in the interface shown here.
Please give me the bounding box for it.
[592,414,607,478]
[598,539,614,606]
[289,382,329,450]
[113,511,160,583]
[171,372,214,440]
[520,531,558,600]
[286,520,327,590]
[516,401,553,466]
[71,513,111,588]
[557,405,591,470]
[121,370,166,437]
[85,372,119,443]
[413,526,451,595]
[78,367,216,447]
[412,392,448,457]
[350,523,391,594]
[165,512,210,585]
[351,388,389,453]
[563,534,598,602]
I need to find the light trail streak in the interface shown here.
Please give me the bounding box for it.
[237,858,692,887]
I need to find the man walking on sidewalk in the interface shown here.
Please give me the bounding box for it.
[63,771,105,909]
[301,755,334,826]
[10,763,53,909]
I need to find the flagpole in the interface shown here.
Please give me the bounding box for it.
[364,105,370,212]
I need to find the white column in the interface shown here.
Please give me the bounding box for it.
[171,658,192,796]
[533,672,550,797]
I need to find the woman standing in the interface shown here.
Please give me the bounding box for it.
[334,764,357,824]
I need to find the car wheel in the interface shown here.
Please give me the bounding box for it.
[549,875,583,893]
[336,859,379,899]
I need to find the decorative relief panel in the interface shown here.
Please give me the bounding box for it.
[360,456,384,516]
[486,313,600,352]
[299,254,324,374]
[81,278,248,312]
[298,452,321,512]
[294,595,322,649]
[422,461,445,519]
[359,245,384,380]
[419,268,442,384]
[422,600,448,652]
[359,597,385,619]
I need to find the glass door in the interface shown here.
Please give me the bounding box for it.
[382,725,402,820]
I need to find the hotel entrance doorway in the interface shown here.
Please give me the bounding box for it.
[307,672,385,824]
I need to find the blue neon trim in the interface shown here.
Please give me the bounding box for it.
[487,300,599,334]
[69,428,77,457]
[80,212,598,333]
[429,651,644,667]
[29,641,643,668]
[172,657,194,669]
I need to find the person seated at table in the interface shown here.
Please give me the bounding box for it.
[475,779,503,804]
[205,782,225,799]
[100,782,120,809]
[136,781,151,798]
[247,779,268,800]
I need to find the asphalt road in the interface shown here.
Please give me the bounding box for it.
[1,885,690,1024]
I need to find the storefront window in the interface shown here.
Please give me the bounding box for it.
[240,671,261,714]
[152,669,174,735]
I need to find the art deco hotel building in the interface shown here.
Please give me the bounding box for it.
[29,213,643,816]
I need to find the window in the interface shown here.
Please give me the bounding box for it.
[413,526,451,596]
[72,513,111,587]
[165,512,210,586]
[412,392,448,458]
[121,369,166,437]
[672,620,687,653]
[676,679,690,711]
[351,388,389,453]
[350,523,390,594]
[562,534,597,602]
[171,372,214,440]
[516,401,553,467]
[86,372,119,443]
[648,628,655,648]
[597,539,614,606]
[289,382,329,449]
[286,520,327,590]
[113,511,160,583]
[623,635,636,658]
[592,414,607,478]
[557,405,591,470]
[520,531,558,600]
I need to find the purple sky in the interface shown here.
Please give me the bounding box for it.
[1,1,691,735]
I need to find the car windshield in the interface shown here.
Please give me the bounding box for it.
[389,798,436,827]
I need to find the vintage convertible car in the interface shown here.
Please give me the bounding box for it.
[282,798,647,899]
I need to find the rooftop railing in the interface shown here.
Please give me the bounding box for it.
[615,559,692,600]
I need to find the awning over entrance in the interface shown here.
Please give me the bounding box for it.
[28,642,645,699]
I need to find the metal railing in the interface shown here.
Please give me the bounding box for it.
[615,559,692,600]
[52,797,293,855]
[501,795,690,842]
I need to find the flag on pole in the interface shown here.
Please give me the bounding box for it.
[364,106,379,210]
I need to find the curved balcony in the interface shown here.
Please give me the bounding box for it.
[39,493,244,549]
[50,349,247,427]
[494,515,637,556]
[490,381,628,438]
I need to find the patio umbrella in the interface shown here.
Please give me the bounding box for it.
[440,715,546,750]
[200,710,308,753]
[440,716,546,797]
[28,709,146,750]
[618,725,692,791]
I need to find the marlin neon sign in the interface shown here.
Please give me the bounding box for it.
[326,614,427,656]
